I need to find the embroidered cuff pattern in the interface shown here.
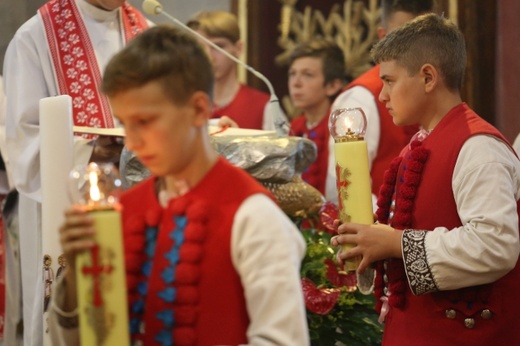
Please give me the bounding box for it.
[402,229,439,295]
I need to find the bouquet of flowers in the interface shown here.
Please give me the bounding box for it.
[298,202,383,346]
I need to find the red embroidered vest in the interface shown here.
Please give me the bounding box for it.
[345,65,418,194]
[290,112,330,195]
[377,103,520,345]
[121,158,272,345]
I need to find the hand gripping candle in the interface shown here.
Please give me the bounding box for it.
[329,108,374,272]
[69,163,129,346]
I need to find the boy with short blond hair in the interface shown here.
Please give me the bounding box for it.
[187,11,273,130]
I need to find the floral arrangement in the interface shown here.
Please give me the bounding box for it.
[297,202,383,346]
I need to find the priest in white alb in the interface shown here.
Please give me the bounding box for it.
[2,0,150,344]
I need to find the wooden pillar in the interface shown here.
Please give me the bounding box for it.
[495,0,520,142]
[456,0,496,126]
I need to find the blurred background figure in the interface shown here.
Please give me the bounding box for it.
[288,40,346,203]
[0,75,22,346]
[187,10,275,130]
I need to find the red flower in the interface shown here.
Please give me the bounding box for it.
[318,201,339,235]
[325,259,357,292]
[301,278,340,315]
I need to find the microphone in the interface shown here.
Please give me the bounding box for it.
[142,0,289,136]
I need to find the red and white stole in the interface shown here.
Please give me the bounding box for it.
[38,0,148,131]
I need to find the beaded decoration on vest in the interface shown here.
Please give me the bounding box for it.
[374,139,430,311]
[125,196,207,345]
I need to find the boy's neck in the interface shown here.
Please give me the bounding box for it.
[162,141,219,195]
[213,72,240,109]
[421,91,463,131]
[303,99,331,127]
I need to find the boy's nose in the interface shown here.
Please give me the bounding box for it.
[291,75,302,87]
[378,88,388,103]
[124,130,141,152]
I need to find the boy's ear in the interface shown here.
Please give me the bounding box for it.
[234,40,243,57]
[377,26,387,40]
[190,91,212,127]
[325,78,345,97]
[421,64,438,92]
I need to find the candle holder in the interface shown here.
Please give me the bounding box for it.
[329,108,374,273]
[69,163,129,346]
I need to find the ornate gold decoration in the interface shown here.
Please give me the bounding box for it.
[277,0,380,118]
[263,175,325,219]
[277,0,380,78]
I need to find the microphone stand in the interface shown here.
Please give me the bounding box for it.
[142,0,289,135]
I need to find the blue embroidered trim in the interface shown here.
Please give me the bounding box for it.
[130,226,158,336]
[154,215,187,346]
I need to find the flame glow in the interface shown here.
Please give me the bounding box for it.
[344,117,352,132]
[89,171,101,202]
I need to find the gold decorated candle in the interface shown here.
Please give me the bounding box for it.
[329,108,374,272]
[70,163,129,345]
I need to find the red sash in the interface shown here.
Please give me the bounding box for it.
[38,0,148,133]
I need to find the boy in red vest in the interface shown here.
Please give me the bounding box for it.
[187,11,273,130]
[48,25,310,346]
[288,40,346,201]
[332,14,520,345]
[332,0,435,197]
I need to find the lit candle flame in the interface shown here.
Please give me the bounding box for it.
[89,171,101,202]
[344,117,352,132]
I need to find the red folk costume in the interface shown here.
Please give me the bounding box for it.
[121,158,270,345]
[212,84,269,129]
[39,0,149,134]
[375,103,520,345]
[290,112,330,195]
[345,65,418,194]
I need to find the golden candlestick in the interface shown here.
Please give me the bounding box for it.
[70,163,129,345]
[329,108,374,272]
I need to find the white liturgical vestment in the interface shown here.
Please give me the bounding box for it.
[3,1,151,344]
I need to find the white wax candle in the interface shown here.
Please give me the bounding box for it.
[39,95,74,263]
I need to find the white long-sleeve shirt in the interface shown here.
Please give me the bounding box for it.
[403,135,520,294]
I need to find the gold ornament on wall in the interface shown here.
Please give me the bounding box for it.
[277,0,380,118]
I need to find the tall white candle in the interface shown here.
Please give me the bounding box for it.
[39,95,74,272]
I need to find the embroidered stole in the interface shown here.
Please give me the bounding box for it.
[38,0,148,133]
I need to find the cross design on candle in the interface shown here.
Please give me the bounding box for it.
[82,244,113,307]
[335,164,352,221]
